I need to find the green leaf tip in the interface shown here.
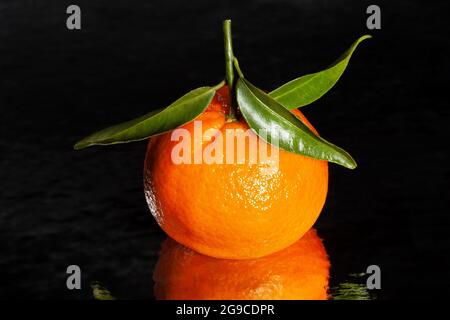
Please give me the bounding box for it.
[73,81,225,150]
[269,35,372,110]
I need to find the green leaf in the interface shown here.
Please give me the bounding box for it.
[236,78,357,169]
[269,35,371,109]
[74,81,224,150]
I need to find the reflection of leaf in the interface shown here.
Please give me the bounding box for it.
[331,282,372,300]
[348,272,366,278]
[91,281,116,300]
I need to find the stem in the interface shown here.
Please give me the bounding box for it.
[223,19,236,120]
[233,57,244,78]
[223,20,234,89]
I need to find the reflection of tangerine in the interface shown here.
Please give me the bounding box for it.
[153,229,330,300]
[144,86,328,259]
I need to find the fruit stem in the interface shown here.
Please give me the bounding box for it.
[233,57,244,78]
[223,19,237,121]
[223,20,234,89]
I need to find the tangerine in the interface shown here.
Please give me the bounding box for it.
[144,86,328,259]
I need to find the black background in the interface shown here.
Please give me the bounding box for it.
[0,0,449,299]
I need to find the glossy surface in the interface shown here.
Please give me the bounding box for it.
[3,0,444,300]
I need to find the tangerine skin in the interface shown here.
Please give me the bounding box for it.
[144,86,328,259]
[153,229,330,300]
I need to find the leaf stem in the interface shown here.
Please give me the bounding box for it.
[233,57,244,78]
[223,19,237,121]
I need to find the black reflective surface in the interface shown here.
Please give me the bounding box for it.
[0,0,449,299]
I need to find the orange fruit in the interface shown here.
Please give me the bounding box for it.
[144,86,328,259]
[153,229,330,300]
